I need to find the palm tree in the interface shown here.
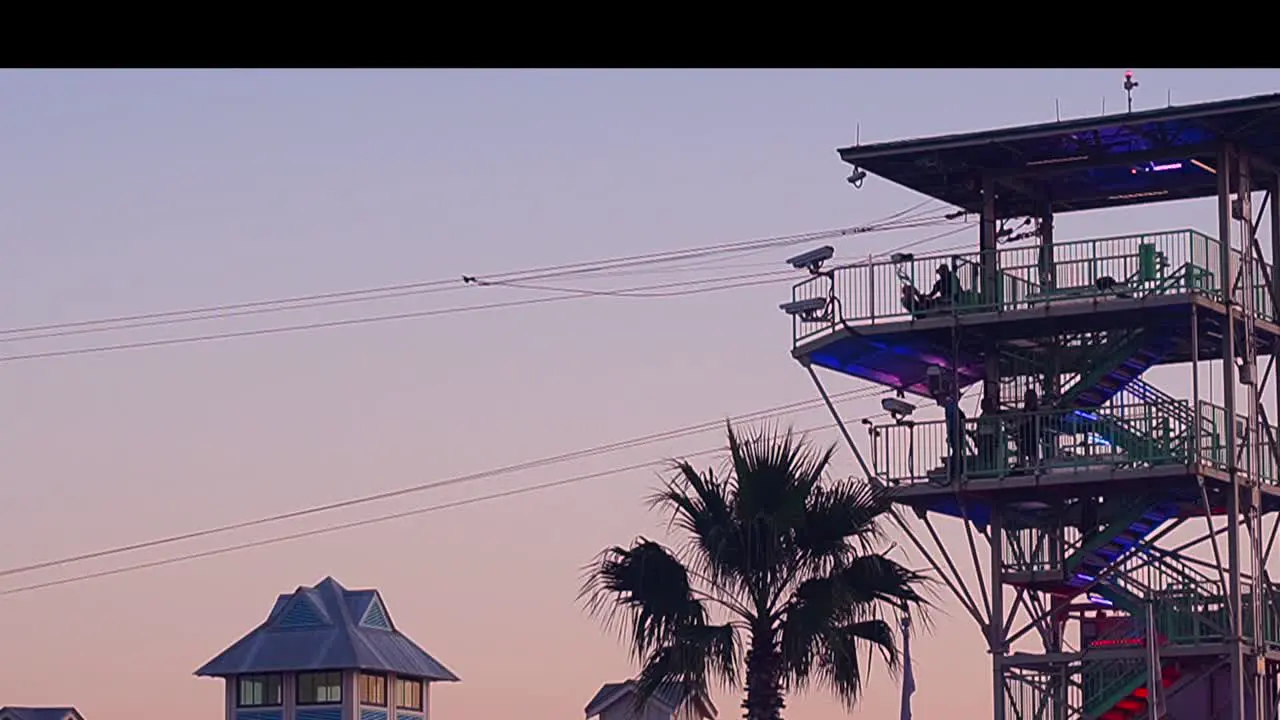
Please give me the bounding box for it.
[581,422,928,720]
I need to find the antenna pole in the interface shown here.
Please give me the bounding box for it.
[1124,70,1139,113]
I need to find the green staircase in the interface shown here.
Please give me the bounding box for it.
[1059,329,1175,410]
[1078,553,1222,719]
[1063,407,1177,463]
[1062,499,1176,591]
[1118,381,1219,456]
[1082,656,1181,720]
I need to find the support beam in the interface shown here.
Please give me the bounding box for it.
[1193,303,1203,462]
[1273,173,1280,318]
[989,505,1006,720]
[805,364,873,480]
[919,514,988,627]
[1219,143,1247,720]
[980,174,999,405]
[1238,151,1270,720]
[890,512,988,632]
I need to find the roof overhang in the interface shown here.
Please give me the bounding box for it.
[837,92,1280,218]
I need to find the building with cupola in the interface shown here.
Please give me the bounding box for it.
[196,576,459,720]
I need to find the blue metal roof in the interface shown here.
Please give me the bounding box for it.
[583,680,715,718]
[0,709,84,720]
[837,91,1280,217]
[194,577,459,681]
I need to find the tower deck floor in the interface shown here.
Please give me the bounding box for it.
[795,293,1280,398]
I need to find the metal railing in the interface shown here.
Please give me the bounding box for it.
[1006,581,1280,719]
[869,396,1280,487]
[869,401,1188,485]
[1196,400,1279,485]
[789,228,1276,345]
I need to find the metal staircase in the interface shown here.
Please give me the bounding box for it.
[992,328,1188,469]
[1061,501,1178,594]
[1060,329,1176,410]
[1076,551,1224,720]
[1002,495,1230,718]
[1062,408,1176,464]
[1084,657,1181,720]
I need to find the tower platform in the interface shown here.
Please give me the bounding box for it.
[790,228,1280,398]
[789,88,1280,720]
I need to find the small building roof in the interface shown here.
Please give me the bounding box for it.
[0,708,84,720]
[837,91,1280,218]
[584,679,716,719]
[194,576,459,682]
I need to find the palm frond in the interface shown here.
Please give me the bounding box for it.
[726,422,835,523]
[584,421,932,716]
[647,461,750,595]
[724,422,837,597]
[580,539,709,660]
[631,622,740,713]
[794,554,930,613]
[794,479,896,565]
[778,553,926,701]
[811,619,899,709]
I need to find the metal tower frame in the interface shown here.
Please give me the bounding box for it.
[786,93,1280,720]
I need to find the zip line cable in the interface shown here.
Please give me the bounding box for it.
[2,269,798,344]
[3,256,889,345]
[0,406,891,598]
[0,225,972,364]
[0,212,972,587]
[0,224,972,361]
[0,221,974,576]
[4,213,962,346]
[0,203,959,343]
[0,272,801,363]
[0,385,891,582]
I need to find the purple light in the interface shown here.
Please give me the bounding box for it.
[1086,592,1114,607]
[1130,161,1184,174]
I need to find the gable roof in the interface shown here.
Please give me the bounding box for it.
[584,680,716,719]
[194,576,458,681]
[0,708,84,720]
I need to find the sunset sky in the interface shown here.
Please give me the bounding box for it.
[3,68,1279,720]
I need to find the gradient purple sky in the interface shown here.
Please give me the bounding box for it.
[2,69,1279,720]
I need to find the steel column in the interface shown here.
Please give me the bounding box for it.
[1238,151,1270,720]
[1219,143,1247,720]
[990,505,1006,720]
[1273,169,1280,499]
[981,174,999,404]
[1193,303,1202,462]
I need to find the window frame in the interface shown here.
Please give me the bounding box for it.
[237,673,284,707]
[297,670,344,705]
[360,672,388,706]
[395,677,423,711]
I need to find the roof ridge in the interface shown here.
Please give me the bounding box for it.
[318,576,362,664]
[194,578,460,681]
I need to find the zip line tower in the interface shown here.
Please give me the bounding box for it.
[783,91,1280,720]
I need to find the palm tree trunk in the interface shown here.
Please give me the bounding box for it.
[742,627,784,720]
